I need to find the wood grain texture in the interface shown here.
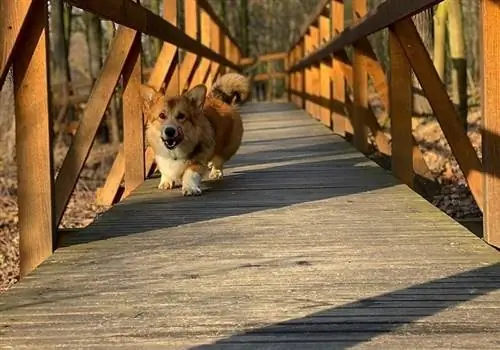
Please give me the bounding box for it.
[352,0,370,153]
[1,103,498,349]
[0,0,33,86]
[319,15,331,127]
[481,0,500,248]
[333,50,390,156]
[391,18,483,211]
[207,21,221,88]
[389,28,413,187]
[189,10,212,88]
[145,0,178,91]
[304,32,313,115]
[95,148,125,206]
[12,0,55,276]
[99,0,178,205]
[309,26,321,119]
[289,0,444,72]
[122,36,144,198]
[331,0,347,136]
[334,45,433,183]
[54,27,138,225]
[178,0,199,92]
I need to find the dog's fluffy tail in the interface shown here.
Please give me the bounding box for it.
[210,72,251,106]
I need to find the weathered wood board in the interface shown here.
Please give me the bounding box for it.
[1,103,499,349]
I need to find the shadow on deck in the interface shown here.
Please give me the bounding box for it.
[193,262,500,349]
[0,102,498,349]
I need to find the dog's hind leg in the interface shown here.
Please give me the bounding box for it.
[208,155,225,181]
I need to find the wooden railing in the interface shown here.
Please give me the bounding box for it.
[240,52,288,102]
[287,0,500,249]
[2,0,498,281]
[0,0,242,277]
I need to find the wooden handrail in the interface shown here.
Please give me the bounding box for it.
[286,0,500,248]
[289,0,443,72]
[0,1,35,87]
[64,0,241,71]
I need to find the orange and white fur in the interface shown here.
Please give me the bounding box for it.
[141,73,250,196]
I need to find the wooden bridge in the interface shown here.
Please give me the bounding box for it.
[1,0,499,348]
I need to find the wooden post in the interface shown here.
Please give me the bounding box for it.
[293,47,299,105]
[222,36,230,75]
[0,1,33,86]
[319,15,332,128]
[12,0,55,276]
[352,0,370,153]
[392,18,483,210]
[190,9,212,88]
[331,0,346,136]
[226,40,233,73]
[294,46,300,106]
[292,46,298,106]
[286,52,291,102]
[304,30,312,114]
[162,0,179,96]
[389,27,413,187]
[209,21,221,86]
[122,34,144,198]
[179,0,198,92]
[266,60,272,101]
[310,25,320,120]
[299,39,306,109]
[96,0,178,206]
[481,0,500,248]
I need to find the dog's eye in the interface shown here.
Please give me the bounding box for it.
[176,113,186,121]
[159,112,166,120]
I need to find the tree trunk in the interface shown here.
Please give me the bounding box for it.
[240,0,250,56]
[412,9,434,115]
[220,0,227,26]
[433,2,448,81]
[104,21,120,145]
[84,13,103,82]
[63,3,73,52]
[84,13,111,143]
[152,0,162,59]
[50,0,72,132]
[447,0,468,129]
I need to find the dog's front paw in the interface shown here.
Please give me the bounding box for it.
[208,168,223,181]
[182,184,202,196]
[182,168,202,196]
[158,180,175,190]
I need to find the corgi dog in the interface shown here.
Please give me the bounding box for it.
[140,73,250,196]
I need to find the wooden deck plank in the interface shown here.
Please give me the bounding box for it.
[0,102,499,349]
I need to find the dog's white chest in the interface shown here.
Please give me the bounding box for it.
[155,155,187,181]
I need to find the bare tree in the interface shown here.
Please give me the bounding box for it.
[412,9,434,116]
[447,0,467,129]
[50,0,74,133]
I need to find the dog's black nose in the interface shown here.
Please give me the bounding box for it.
[164,126,177,139]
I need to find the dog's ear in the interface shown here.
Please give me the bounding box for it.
[183,84,207,110]
[140,84,163,113]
